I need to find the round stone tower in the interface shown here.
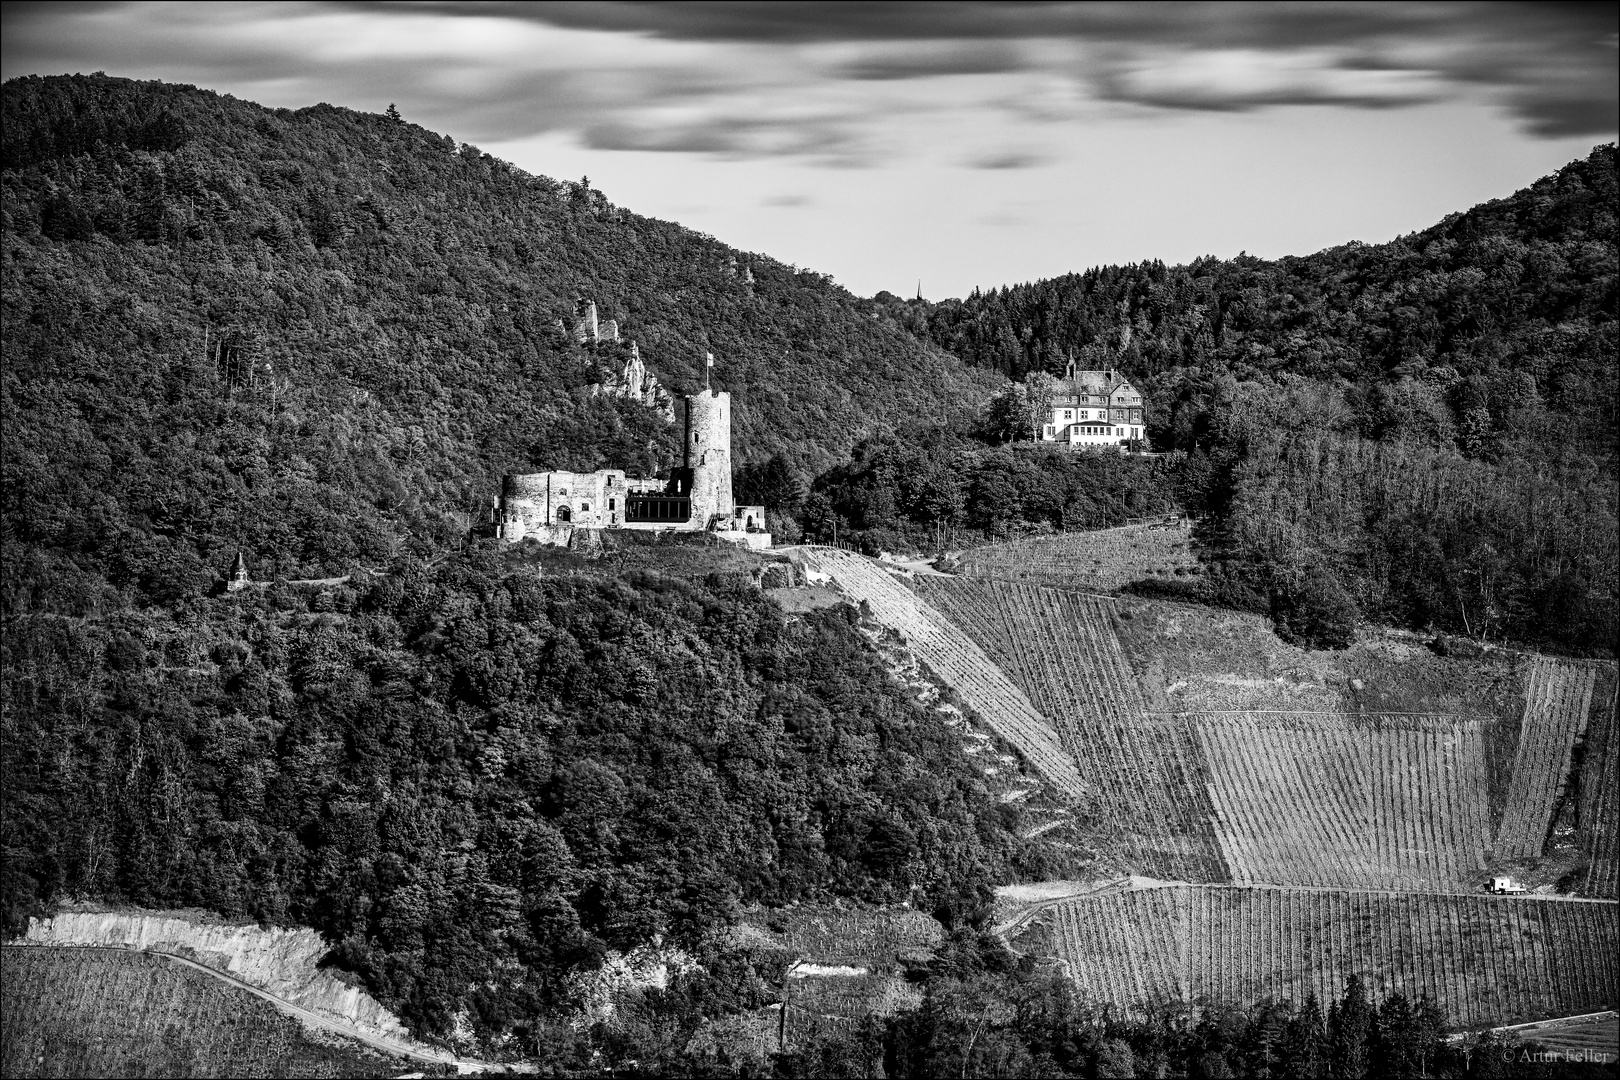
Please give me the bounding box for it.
[684,389,734,526]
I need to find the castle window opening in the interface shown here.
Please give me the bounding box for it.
[609,497,616,511]
[581,503,590,512]
[556,506,571,522]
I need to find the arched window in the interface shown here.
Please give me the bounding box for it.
[556,506,571,522]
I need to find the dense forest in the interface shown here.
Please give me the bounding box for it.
[2,537,1040,1046]
[862,146,1618,657]
[0,73,994,607]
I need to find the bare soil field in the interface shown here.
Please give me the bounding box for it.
[953,524,1201,592]
[0,946,417,1079]
[1007,884,1619,1029]
[1108,596,1525,717]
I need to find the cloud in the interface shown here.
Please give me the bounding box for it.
[966,150,1047,170]
[371,1,1619,137]
[836,40,1027,81]
[762,193,812,207]
[1,0,1613,162]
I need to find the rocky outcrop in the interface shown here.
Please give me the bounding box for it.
[592,341,675,420]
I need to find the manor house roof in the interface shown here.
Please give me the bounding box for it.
[1067,367,1135,396]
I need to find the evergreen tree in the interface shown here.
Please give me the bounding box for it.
[1329,976,1375,1079]
[1280,991,1327,1079]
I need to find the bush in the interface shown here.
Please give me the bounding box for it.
[1270,569,1359,650]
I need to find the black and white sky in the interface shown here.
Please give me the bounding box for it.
[4,1,1616,296]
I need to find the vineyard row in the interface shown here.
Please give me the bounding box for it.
[1193,713,1492,892]
[1030,886,1618,1029]
[801,550,1088,802]
[1495,659,1597,860]
[917,576,1225,882]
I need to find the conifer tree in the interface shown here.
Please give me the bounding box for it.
[1329,975,1375,1079]
[1280,992,1327,1079]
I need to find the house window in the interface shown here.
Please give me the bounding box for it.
[1045,425,1055,437]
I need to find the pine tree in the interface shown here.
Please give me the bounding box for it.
[1280,992,1327,1079]
[1329,975,1375,1079]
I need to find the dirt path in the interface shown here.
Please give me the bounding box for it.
[2,944,522,1075]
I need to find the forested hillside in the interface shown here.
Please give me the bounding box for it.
[2,539,1035,1048]
[865,147,1618,656]
[0,72,1016,1062]
[0,73,994,604]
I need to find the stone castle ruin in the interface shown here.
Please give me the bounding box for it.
[493,304,767,548]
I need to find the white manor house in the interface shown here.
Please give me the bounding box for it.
[1040,360,1146,447]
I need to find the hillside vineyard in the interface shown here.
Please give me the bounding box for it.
[810,552,1620,1023]
[1015,885,1617,1028]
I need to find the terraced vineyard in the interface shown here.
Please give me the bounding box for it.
[1020,885,1619,1028]
[798,549,1087,802]
[955,524,1200,592]
[915,576,1225,881]
[1193,712,1492,890]
[1578,677,1619,898]
[1496,659,1599,860]
[0,947,407,1079]
[814,548,1616,921]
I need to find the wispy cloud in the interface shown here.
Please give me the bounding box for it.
[1,0,1613,169]
[966,150,1048,170]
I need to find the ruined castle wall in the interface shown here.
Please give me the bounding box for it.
[500,470,630,535]
[684,390,734,526]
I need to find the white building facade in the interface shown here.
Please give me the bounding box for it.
[1039,364,1145,448]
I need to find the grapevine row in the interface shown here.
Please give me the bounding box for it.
[1578,672,1619,897]
[1192,713,1491,891]
[916,577,1225,881]
[1495,659,1597,859]
[801,549,1088,802]
[1031,886,1619,1029]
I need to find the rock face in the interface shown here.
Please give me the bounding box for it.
[594,342,675,421]
[22,908,419,1047]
